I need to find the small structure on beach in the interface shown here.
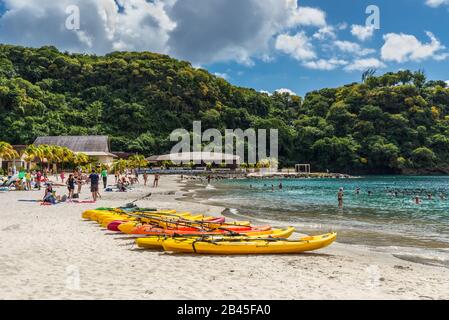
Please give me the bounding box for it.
[295,164,311,174]
[33,136,117,165]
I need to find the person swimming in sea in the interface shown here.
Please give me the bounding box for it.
[368,190,372,196]
[279,182,283,190]
[415,196,421,205]
[355,187,360,195]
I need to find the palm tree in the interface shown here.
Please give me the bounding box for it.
[128,154,148,170]
[0,141,19,171]
[60,147,74,171]
[24,145,43,170]
[112,159,128,173]
[73,153,89,167]
[38,145,55,172]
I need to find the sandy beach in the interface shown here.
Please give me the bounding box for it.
[1,175,448,300]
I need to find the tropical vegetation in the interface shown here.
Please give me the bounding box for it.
[1,44,449,173]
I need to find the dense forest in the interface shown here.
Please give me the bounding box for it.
[1,44,449,174]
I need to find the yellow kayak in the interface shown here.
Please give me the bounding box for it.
[97,212,194,227]
[136,227,296,249]
[82,209,178,221]
[162,233,337,255]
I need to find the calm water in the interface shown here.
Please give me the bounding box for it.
[192,176,449,260]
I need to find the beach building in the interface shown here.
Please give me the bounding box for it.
[0,145,28,173]
[33,136,117,165]
[146,152,240,169]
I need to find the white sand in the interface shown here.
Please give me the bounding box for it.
[1,175,448,300]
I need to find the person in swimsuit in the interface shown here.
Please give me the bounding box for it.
[338,188,344,208]
[143,172,148,186]
[67,174,75,199]
[153,174,160,188]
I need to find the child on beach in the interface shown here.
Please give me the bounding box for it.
[143,172,148,186]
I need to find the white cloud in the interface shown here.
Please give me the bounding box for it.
[381,32,448,63]
[334,40,375,56]
[287,6,327,27]
[0,0,330,65]
[337,22,348,30]
[303,58,348,70]
[344,58,386,71]
[0,0,175,55]
[275,32,316,61]
[425,0,449,7]
[260,90,272,95]
[351,24,375,41]
[213,72,229,80]
[313,26,336,40]
[445,80,449,86]
[275,88,297,95]
[167,1,327,64]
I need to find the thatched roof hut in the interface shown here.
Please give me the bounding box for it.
[33,136,116,157]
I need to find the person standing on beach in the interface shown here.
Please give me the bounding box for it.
[143,172,148,186]
[101,168,108,189]
[153,174,160,188]
[67,174,75,199]
[338,188,344,208]
[36,171,42,190]
[76,172,83,195]
[134,168,140,183]
[207,175,211,184]
[60,171,65,184]
[25,171,32,191]
[88,169,100,202]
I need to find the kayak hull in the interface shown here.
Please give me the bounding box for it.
[162,233,337,255]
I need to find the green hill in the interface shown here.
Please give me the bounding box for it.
[1,44,449,173]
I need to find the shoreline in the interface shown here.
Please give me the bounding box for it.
[1,175,448,300]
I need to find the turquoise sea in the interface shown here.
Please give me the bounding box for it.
[191,176,449,266]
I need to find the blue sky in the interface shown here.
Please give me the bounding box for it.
[0,0,448,96]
